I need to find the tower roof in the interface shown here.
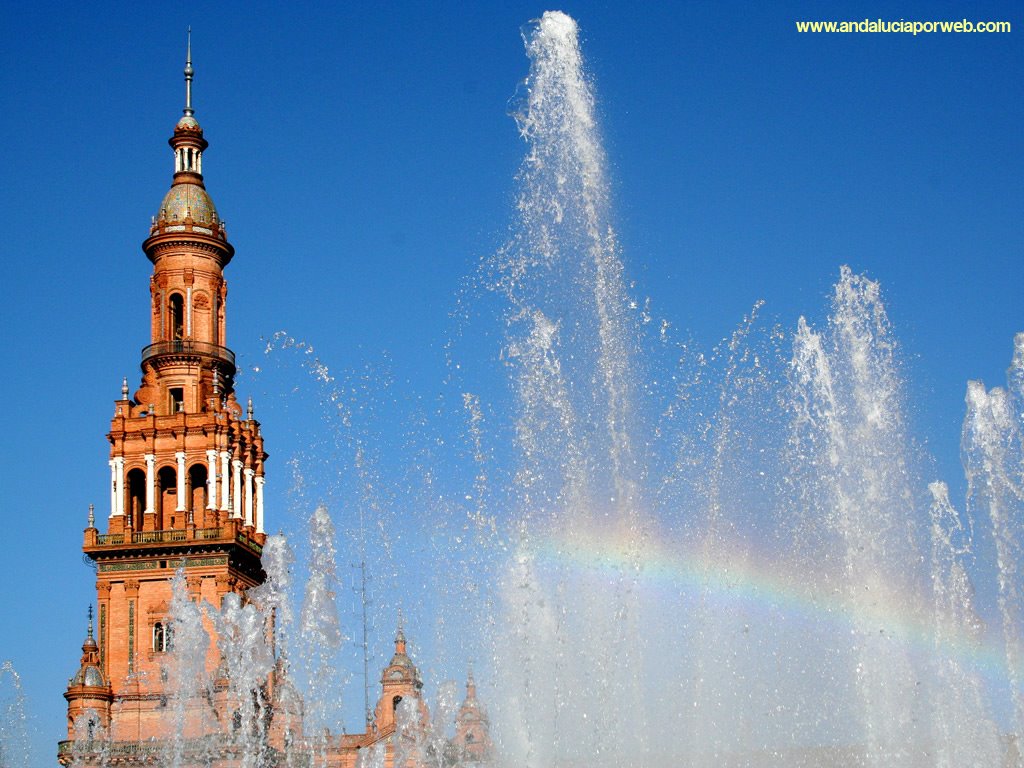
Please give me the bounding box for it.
[69,608,106,689]
[388,625,415,670]
[157,183,219,226]
[381,620,423,689]
[457,664,487,721]
[145,30,231,256]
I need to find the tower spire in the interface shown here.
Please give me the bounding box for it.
[184,27,194,117]
[396,608,406,651]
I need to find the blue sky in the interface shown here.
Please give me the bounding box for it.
[0,1,1021,764]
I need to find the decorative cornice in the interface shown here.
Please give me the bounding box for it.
[144,231,233,264]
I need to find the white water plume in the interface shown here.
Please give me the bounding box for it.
[927,481,1002,766]
[165,568,215,766]
[212,592,276,766]
[789,267,928,766]
[963,343,1024,741]
[298,504,345,749]
[0,661,32,768]
[492,11,648,766]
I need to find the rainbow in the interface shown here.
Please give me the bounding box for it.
[524,519,1011,684]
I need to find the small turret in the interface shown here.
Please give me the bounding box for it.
[452,664,492,764]
[373,618,427,733]
[63,608,112,745]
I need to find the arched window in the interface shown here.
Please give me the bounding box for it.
[188,463,208,522]
[392,695,403,712]
[126,468,146,529]
[153,622,166,652]
[169,294,185,340]
[158,466,177,529]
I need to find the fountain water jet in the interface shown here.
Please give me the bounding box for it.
[963,336,1024,742]
[927,481,1003,766]
[483,11,1023,768]
[491,12,648,766]
[0,661,32,768]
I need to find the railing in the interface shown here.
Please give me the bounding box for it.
[132,529,187,544]
[59,735,241,758]
[237,534,263,555]
[141,339,235,368]
[96,530,189,545]
[92,527,264,554]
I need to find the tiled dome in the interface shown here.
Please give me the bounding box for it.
[71,664,106,688]
[157,183,218,225]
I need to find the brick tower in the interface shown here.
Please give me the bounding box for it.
[59,39,494,768]
[59,36,269,762]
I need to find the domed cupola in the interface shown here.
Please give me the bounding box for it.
[68,608,105,689]
[157,182,220,229]
[64,608,112,740]
[382,626,423,689]
[145,29,232,257]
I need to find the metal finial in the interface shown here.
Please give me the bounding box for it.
[183,27,194,117]
[247,396,254,420]
[87,606,94,638]
[121,377,129,399]
[88,504,95,529]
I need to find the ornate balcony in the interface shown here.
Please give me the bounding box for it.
[58,735,261,761]
[91,527,263,556]
[141,339,235,370]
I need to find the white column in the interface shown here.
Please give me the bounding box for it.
[114,457,125,517]
[220,451,231,511]
[144,454,155,515]
[186,287,193,337]
[109,460,117,517]
[232,460,243,519]
[254,476,265,534]
[206,450,218,510]
[175,452,186,511]
[243,468,255,528]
